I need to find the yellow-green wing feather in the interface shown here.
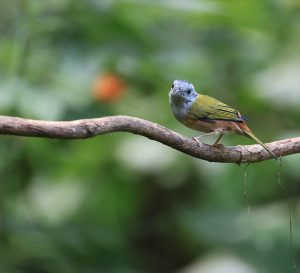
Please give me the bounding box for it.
[188,94,243,121]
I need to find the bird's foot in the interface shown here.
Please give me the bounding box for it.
[191,137,202,147]
[212,143,224,148]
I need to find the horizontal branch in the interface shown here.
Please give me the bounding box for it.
[0,115,299,163]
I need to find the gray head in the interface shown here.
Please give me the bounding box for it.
[169,80,198,105]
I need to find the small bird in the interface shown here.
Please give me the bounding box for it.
[169,80,277,159]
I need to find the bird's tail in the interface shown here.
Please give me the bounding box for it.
[238,122,277,160]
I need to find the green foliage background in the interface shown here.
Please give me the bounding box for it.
[1,1,300,272]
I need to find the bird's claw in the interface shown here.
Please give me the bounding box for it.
[212,143,224,148]
[191,137,202,147]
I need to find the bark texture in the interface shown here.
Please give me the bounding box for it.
[0,115,299,163]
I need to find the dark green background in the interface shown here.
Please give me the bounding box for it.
[1,1,300,272]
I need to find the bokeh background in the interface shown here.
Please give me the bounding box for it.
[1,1,300,272]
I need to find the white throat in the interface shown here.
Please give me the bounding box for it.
[170,94,197,122]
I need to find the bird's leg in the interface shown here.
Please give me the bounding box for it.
[212,133,225,147]
[192,132,216,146]
[192,131,216,147]
[193,132,216,140]
[213,133,224,145]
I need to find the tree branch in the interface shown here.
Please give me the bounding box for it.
[0,115,298,163]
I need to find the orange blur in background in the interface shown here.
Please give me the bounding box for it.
[92,73,127,102]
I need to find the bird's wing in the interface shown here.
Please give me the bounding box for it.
[188,94,245,122]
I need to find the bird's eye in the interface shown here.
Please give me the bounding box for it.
[171,84,174,89]
[187,89,191,95]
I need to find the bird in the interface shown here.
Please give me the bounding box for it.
[168,80,277,159]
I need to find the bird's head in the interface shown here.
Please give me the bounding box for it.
[169,80,198,105]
